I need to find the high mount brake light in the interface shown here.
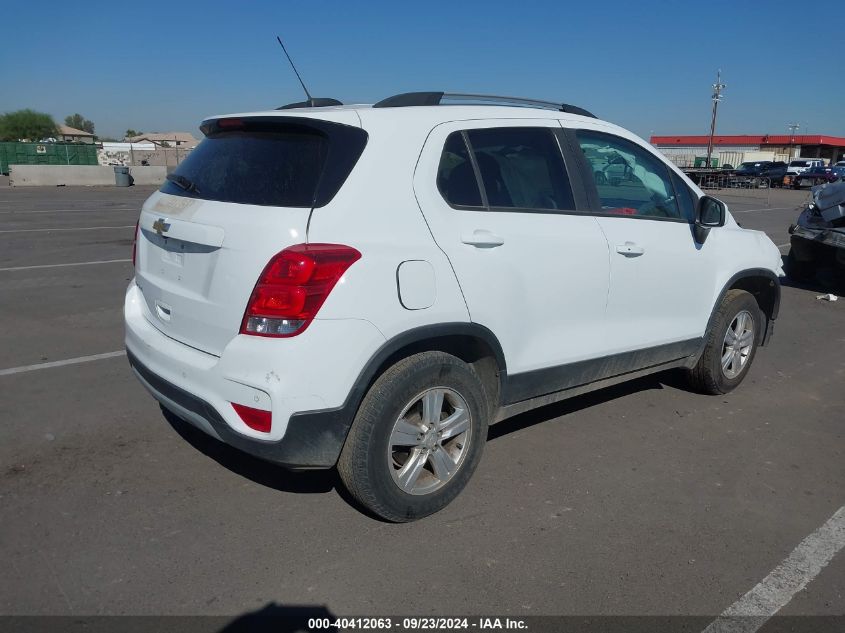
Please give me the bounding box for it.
[240,244,361,338]
[216,118,244,130]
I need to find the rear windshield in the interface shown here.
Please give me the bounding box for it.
[789,161,811,167]
[159,118,367,207]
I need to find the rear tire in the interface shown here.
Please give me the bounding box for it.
[338,352,489,522]
[686,290,762,395]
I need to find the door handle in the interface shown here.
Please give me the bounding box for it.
[461,229,505,248]
[616,242,645,257]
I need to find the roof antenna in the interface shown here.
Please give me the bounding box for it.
[276,35,313,104]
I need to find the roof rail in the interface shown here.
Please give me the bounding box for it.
[276,97,343,110]
[372,92,596,118]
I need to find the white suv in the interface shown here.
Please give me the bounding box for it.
[125,92,783,521]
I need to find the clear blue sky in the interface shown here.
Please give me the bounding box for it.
[2,0,842,140]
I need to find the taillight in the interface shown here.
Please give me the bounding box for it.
[231,403,271,433]
[132,221,140,268]
[240,243,361,337]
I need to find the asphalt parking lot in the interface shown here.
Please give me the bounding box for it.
[0,185,842,627]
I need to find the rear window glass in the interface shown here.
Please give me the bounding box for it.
[160,119,367,207]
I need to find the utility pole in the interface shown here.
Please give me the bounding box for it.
[787,123,800,159]
[705,70,726,169]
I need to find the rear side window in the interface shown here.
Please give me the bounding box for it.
[466,128,575,210]
[160,118,367,208]
[437,132,483,207]
[436,127,575,212]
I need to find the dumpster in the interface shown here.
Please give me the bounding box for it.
[114,166,131,187]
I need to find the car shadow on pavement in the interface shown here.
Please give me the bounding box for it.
[217,602,337,633]
[780,254,844,295]
[488,369,688,442]
[159,371,691,518]
[780,273,843,296]
[161,406,338,495]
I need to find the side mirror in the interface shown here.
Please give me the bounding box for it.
[694,196,726,244]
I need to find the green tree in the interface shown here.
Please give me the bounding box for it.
[0,109,58,141]
[125,129,141,139]
[64,113,95,134]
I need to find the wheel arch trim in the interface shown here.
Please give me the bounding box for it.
[348,322,508,402]
[285,322,508,466]
[700,268,781,355]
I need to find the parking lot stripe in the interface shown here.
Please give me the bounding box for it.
[0,207,138,214]
[0,259,131,272]
[701,504,845,633]
[0,225,134,234]
[0,350,125,376]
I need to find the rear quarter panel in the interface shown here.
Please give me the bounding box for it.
[305,111,471,341]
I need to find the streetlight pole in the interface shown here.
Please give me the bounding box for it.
[705,70,725,169]
[787,123,800,159]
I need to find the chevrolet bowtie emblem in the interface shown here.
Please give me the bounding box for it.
[152,218,171,236]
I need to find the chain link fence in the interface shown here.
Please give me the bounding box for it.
[685,173,780,207]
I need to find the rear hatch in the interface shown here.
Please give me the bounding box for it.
[134,113,367,356]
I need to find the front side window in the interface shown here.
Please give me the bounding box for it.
[670,172,697,222]
[576,130,682,220]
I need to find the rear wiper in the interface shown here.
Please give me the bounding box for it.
[166,173,200,194]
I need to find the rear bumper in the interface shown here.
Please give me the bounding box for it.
[128,350,350,468]
[124,280,386,468]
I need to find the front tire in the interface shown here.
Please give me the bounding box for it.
[338,352,489,522]
[686,290,762,395]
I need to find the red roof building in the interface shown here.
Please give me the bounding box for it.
[650,134,845,165]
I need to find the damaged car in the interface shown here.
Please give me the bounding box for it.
[787,180,845,285]
[785,165,845,189]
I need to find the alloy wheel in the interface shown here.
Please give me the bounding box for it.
[387,387,472,495]
[721,310,754,379]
